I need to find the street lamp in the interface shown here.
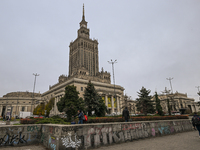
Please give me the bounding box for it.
[166,77,176,111]
[108,59,117,112]
[166,77,173,94]
[31,73,39,112]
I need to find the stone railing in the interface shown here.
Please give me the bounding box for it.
[0,119,193,150]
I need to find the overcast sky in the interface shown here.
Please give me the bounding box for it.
[0,0,200,101]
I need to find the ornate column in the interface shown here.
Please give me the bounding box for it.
[105,95,108,108]
[54,97,58,115]
[25,106,28,112]
[117,96,120,113]
[111,96,114,113]
[193,105,196,112]
[18,106,21,113]
[119,95,123,113]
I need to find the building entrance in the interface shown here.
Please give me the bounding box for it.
[1,106,6,116]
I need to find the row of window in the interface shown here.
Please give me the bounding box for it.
[71,41,97,51]
[1,102,31,104]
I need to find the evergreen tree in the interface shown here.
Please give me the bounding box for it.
[84,81,107,117]
[57,85,85,121]
[154,92,164,116]
[136,87,155,115]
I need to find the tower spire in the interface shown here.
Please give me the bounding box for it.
[82,4,85,21]
[80,4,87,28]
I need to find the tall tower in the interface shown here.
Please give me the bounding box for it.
[69,4,99,76]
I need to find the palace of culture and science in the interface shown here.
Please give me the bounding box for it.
[0,5,198,118]
[42,5,124,115]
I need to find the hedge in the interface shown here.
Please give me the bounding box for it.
[86,115,188,123]
[20,115,188,124]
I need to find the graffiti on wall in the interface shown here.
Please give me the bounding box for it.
[60,121,192,148]
[27,126,40,132]
[0,132,27,146]
[61,132,81,148]
[49,136,56,150]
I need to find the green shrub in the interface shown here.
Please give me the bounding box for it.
[86,115,188,123]
[189,112,200,116]
[50,115,61,119]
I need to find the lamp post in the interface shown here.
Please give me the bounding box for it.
[108,59,117,113]
[195,86,200,107]
[166,77,173,93]
[166,77,176,111]
[196,86,200,97]
[31,73,39,112]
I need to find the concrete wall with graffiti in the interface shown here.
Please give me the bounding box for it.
[0,119,193,149]
[0,125,42,147]
[41,119,193,150]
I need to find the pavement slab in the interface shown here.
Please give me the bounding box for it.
[0,144,48,150]
[92,130,200,150]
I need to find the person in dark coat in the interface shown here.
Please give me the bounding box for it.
[192,112,200,138]
[122,107,130,122]
[74,110,84,124]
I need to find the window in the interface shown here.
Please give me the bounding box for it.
[81,87,83,91]
[22,107,25,111]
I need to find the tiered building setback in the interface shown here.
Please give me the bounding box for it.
[42,5,125,116]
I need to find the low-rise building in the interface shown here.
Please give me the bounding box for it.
[0,91,41,117]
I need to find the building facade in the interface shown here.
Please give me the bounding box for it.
[124,91,200,115]
[69,5,99,77]
[42,5,125,116]
[0,92,41,117]
[158,92,199,113]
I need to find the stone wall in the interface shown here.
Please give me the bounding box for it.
[0,119,193,150]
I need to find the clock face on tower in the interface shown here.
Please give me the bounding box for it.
[81,24,86,27]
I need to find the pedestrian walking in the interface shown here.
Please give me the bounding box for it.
[122,107,130,122]
[74,110,84,124]
[192,112,200,138]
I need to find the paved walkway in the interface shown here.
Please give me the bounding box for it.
[0,144,48,150]
[92,130,200,150]
[0,121,20,125]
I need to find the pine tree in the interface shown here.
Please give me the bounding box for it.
[84,81,107,117]
[57,85,85,121]
[136,87,155,116]
[154,92,164,116]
